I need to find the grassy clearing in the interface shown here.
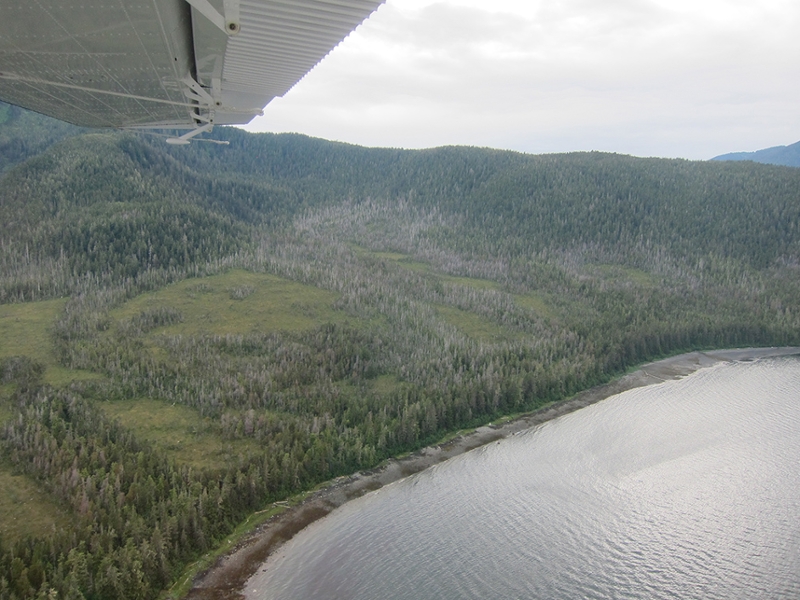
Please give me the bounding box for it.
[0,299,62,364]
[0,460,69,546]
[395,258,435,274]
[355,247,535,339]
[0,299,103,386]
[370,374,402,395]
[371,251,408,262]
[111,270,344,337]
[46,366,103,386]
[625,268,656,287]
[100,398,260,471]
[435,305,517,342]
[356,246,504,291]
[355,246,561,322]
[513,291,557,320]
[392,258,502,291]
[593,264,656,287]
[336,376,403,406]
[437,273,500,291]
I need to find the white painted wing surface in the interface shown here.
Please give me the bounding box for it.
[0,0,384,130]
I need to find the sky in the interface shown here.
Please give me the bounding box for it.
[242,0,800,160]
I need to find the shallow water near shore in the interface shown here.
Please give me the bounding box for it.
[245,356,800,600]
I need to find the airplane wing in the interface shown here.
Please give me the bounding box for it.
[0,0,383,138]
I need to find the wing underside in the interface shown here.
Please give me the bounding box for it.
[0,0,383,130]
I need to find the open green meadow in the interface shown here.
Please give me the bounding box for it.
[100,398,261,470]
[110,269,344,337]
[0,299,101,386]
[435,304,519,341]
[0,460,69,546]
[0,299,62,364]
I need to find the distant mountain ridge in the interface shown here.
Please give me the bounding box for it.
[711,140,800,167]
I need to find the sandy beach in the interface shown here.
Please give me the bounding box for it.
[184,346,800,600]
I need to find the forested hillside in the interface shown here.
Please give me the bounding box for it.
[2,107,800,600]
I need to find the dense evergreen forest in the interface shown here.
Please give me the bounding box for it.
[2,102,800,599]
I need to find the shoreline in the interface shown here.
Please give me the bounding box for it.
[184,346,800,600]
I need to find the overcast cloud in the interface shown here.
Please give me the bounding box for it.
[242,0,800,160]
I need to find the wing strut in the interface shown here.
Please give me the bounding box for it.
[166,122,230,145]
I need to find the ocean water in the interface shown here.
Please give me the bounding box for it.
[246,357,800,599]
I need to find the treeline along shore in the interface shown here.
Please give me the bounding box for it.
[1,104,800,599]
